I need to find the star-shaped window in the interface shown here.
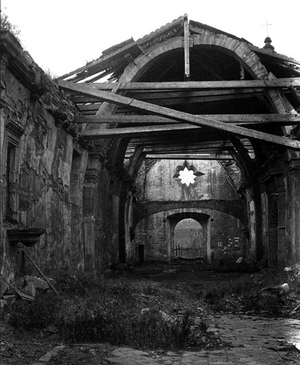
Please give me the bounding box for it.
[178,167,196,186]
[173,161,204,187]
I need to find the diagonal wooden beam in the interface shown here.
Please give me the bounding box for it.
[74,114,300,125]
[58,80,300,149]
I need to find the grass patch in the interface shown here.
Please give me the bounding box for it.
[7,264,299,351]
[197,267,300,316]
[8,272,213,350]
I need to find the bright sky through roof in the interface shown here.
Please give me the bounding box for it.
[1,0,300,77]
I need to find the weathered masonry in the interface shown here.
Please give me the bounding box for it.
[1,15,300,279]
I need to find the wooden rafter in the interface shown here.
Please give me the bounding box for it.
[74,114,300,125]
[129,146,234,155]
[58,80,300,149]
[87,77,300,91]
[81,124,199,138]
[72,88,265,104]
[140,154,234,160]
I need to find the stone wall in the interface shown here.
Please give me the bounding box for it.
[131,159,244,263]
[0,31,89,278]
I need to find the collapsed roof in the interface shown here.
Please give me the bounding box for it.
[57,15,300,172]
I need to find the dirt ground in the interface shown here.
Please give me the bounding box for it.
[1,261,299,364]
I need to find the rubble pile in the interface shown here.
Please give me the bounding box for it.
[0,275,53,311]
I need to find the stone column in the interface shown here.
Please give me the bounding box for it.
[288,158,300,263]
[206,218,211,264]
[83,158,99,272]
[277,186,286,268]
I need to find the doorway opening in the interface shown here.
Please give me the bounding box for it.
[174,218,203,258]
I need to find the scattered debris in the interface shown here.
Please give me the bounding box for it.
[21,248,59,296]
[0,275,35,302]
[0,273,57,306]
[259,283,289,296]
[290,302,300,315]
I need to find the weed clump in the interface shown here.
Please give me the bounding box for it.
[8,291,61,330]
[57,302,195,349]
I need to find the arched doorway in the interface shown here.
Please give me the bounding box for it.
[174,218,204,259]
[166,212,211,263]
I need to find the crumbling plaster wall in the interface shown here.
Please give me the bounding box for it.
[0,41,89,278]
[132,159,244,262]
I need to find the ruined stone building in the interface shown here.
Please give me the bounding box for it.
[1,15,300,279]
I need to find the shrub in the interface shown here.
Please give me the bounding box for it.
[0,12,21,40]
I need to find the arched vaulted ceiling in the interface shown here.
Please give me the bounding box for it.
[57,15,300,185]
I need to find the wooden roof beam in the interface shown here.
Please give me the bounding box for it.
[141,154,234,160]
[140,147,234,155]
[58,80,300,149]
[89,77,300,91]
[74,91,261,112]
[126,143,235,153]
[74,113,300,125]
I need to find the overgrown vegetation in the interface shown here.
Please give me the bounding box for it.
[6,263,300,351]
[193,265,300,316]
[7,271,217,350]
[0,12,21,41]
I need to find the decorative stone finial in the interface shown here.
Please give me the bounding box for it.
[263,36,275,51]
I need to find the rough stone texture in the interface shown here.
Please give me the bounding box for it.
[0,33,89,278]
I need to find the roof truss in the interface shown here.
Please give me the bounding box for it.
[58,80,300,150]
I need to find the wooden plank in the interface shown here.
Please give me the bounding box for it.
[22,249,59,296]
[127,88,262,101]
[142,154,234,160]
[0,274,35,302]
[127,92,255,107]
[122,89,254,101]
[125,145,236,154]
[74,113,300,125]
[141,146,234,154]
[90,77,300,91]
[184,16,190,80]
[127,140,236,150]
[81,123,200,138]
[75,90,260,109]
[58,81,300,149]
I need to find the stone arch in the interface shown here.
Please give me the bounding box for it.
[166,211,212,262]
[117,34,271,179]
[133,199,247,229]
[119,34,269,84]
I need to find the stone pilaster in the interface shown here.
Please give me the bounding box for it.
[288,158,300,264]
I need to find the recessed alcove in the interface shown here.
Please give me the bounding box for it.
[7,228,45,247]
